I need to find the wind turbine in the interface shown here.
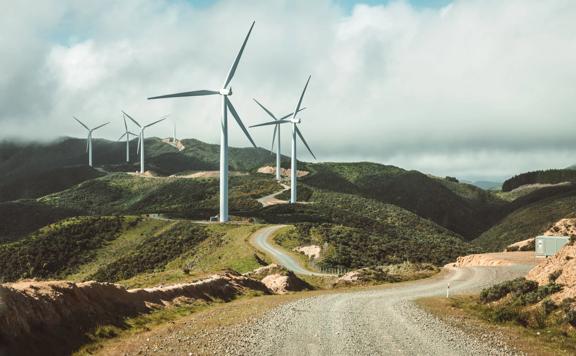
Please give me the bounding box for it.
[250,76,315,203]
[252,99,306,181]
[73,117,109,167]
[147,21,257,222]
[122,111,166,174]
[118,116,138,162]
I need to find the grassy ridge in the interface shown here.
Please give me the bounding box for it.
[39,173,281,218]
[503,169,576,192]
[0,216,265,286]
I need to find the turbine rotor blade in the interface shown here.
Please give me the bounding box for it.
[292,75,311,122]
[74,117,89,131]
[92,122,110,131]
[137,134,141,154]
[226,98,257,148]
[278,107,306,121]
[250,119,290,128]
[148,90,219,100]
[123,116,128,131]
[122,111,141,128]
[271,124,277,153]
[222,21,255,89]
[253,98,277,120]
[118,132,127,141]
[295,126,316,160]
[144,117,166,128]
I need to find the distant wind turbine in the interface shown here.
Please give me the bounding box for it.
[122,111,166,174]
[118,115,138,162]
[252,99,305,181]
[250,76,315,203]
[147,21,257,222]
[73,117,109,167]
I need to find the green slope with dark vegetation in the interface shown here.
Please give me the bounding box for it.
[472,187,576,251]
[0,200,80,244]
[502,169,576,192]
[0,137,284,202]
[39,173,281,218]
[0,216,265,285]
[300,162,506,240]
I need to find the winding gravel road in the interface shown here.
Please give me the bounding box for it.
[242,225,535,355]
[251,225,330,276]
[228,264,531,355]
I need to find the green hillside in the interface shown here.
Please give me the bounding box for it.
[472,189,576,251]
[502,169,576,192]
[39,173,281,218]
[301,162,505,240]
[0,216,264,286]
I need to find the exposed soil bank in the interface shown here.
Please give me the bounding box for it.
[0,272,268,356]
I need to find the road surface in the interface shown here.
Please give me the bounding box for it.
[244,225,534,355]
[257,184,290,207]
[251,225,330,276]
[229,264,531,355]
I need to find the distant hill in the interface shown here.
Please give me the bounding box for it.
[300,162,505,240]
[502,169,576,192]
[471,181,502,190]
[0,137,283,202]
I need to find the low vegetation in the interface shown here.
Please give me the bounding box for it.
[502,169,576,192]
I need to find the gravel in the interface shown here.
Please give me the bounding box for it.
[219,265,532,356]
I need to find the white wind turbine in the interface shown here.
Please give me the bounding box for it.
[73,117,110,167]
[147,21,257,222]
[122,111,166,174]
[250,76,315,203]
[252,99,305,181]
[118,115,138,163]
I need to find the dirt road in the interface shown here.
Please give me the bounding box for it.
[251,225,329,276]
[229,264,531,355]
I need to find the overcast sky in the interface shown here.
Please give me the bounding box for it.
[1,0,575,181]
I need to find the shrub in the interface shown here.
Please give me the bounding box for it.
[480,278,538,303]
[549,270,562,283]
[566,309,576,327]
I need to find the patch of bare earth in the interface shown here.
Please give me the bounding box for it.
[449,251,537,268]
[257,166,309,177]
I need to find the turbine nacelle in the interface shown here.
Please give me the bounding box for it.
[290,118,301,124]
[219,87,233,96]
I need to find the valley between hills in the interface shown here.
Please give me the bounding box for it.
[2,137,576,355]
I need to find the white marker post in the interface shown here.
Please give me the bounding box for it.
[446,282,450,298]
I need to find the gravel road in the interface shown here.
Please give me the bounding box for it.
[251,225,330,276]
[225,264,532,356]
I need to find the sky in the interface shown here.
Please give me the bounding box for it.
[1,0,575,181]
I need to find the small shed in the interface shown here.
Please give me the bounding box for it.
[535,236,570,257]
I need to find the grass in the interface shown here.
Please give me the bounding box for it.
[473,192,576,251]
[419,296,576,355]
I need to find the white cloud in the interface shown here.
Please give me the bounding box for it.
[1,0,576,180]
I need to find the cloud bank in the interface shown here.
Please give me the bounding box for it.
[1,0,576,180]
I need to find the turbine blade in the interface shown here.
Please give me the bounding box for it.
[128,132,138,136]
[296,126,316,160]
[292,75,311,122]
[118,132,127,141]
[123,116,128,131]
[144,117,166,128]
[222,21,255,89]
[86,133,90,152]
[250,120,289,128]
[74,117,89,130]
[92,122,110,131]
[148,90,219,100]
[278,107,306,121]
[271,124,277,153]
[226,98,257,148]
[122,111,141,128]
[253,98,277,120]
[137,135,141,154]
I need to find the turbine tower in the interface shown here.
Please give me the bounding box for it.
[250,76,315,203]
[147,21,257,223]
[252,99,305,181]
[118,115,138,162]
[122,111,166,174]
[73,117,109,167]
